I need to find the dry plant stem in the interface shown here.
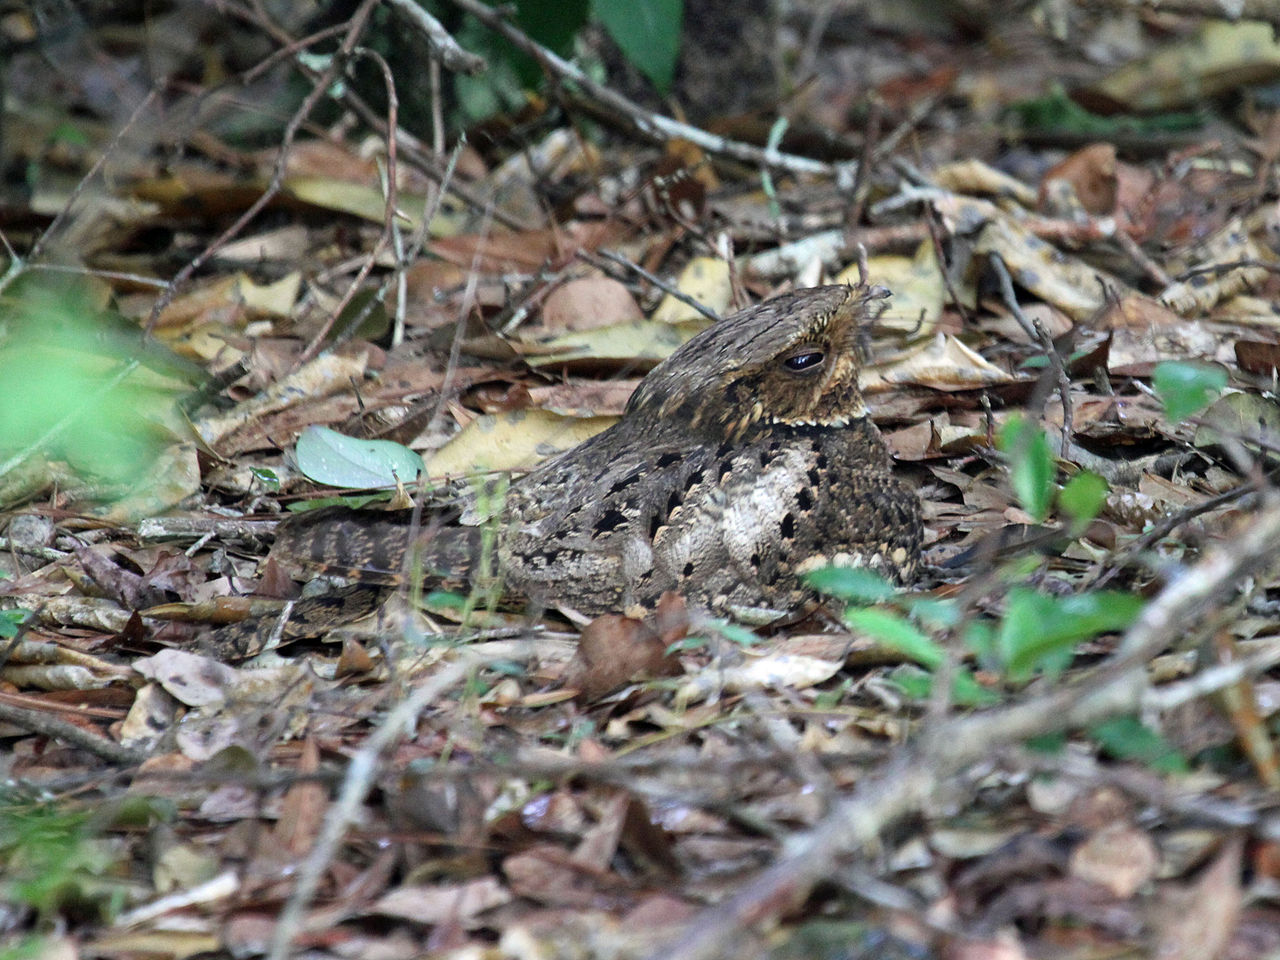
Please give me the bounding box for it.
[442,0,855,181]
[1175,257,1280,281]
[381,0,485,74]
[591,248,722,321]
[297,44,399,364]
[990,254,1074,457]
[267,653,483,960]
[657,494,1280,960]
[1114,228,1171,288]
[925,204,970,325]
[23,89,159,268]
[0,701,145,765]
[842,97,882,242]
[228,0,524,231]
[146,0,380,334]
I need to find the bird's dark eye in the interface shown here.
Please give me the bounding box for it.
[781,348,825,374]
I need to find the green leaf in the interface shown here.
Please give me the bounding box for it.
[997,588,1144,680]
[805,565,896,603]
[0,609,32,640]
[1152,361,1227,422]
[998,415,1054,522]
[1090,714,1189,773]
[885,664,1001,707]
[294,425,423,489]
[702,619,761,648]
[592,0,683,93]
[903,596,961,629]
[844,608,943,669]
[249,467,280,491]
[1058,470,1108,533]
[424,590,467,611]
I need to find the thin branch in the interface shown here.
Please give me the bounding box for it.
[991,253,1074,457]
[266,652,483,960]
[442,0,856,182]
[145,0,381,334]
[590,249,722,322]
[297,44,400,364]
[0,700,145,765]
[382,0,485,74]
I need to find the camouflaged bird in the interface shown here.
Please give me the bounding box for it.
[261,283,921,634]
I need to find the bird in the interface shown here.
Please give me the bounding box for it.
[233,283,922,647]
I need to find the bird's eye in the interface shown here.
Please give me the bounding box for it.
[781,348,825,374]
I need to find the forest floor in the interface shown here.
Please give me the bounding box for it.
[2,2,1280,959]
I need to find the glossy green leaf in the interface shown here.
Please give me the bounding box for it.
[997,587,1144,680]
[592,0,683,93]
[1090,714,1189,773]
[294,425,423,489]
[886,664,1001,707]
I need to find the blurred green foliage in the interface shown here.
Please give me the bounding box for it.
[0,275,200,491]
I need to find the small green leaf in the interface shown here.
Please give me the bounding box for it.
[885,664,1000,707]
[1058,470,1108,533]
[1152,361,1227,422]
[0,609,32,639]
[1090,715,1189,773]
[997,588,1143,680]
[424,590,466,611]
[249,467,280,491]
[294,425,423,489]
[1026,732,1067,753]
[998,415,1054,522]
[805,565,895,603]
[845,608,943,669]
[702,619,761,648]
[592,0,683,93]
[903,596,961,629]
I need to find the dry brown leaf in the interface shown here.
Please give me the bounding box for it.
[1150,837,1243,960]
[537,276,643,333]
[372,878,512,924]
[933,158,1037,207]
[1039,143,1117,217]
[564,612,682,701]
[1068,823,1159,899]
[868,333,1015,391]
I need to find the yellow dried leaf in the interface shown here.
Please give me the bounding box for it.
[650,256,733,323]
[425,409,617,476]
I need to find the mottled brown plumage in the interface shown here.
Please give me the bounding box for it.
[238,284,921,646]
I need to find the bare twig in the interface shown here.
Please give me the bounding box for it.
[382,0,485,74]
[0,700,145,765]
[991,253,1074,457]
[146,0,381,334]
[24,89,160,268]
[442,0,856,182]
[1079,0,1280,28]
[590,249,722,322]
[266,652,483,960]
[297,44,400,364]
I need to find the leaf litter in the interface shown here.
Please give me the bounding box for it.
[3,5,1280,960]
